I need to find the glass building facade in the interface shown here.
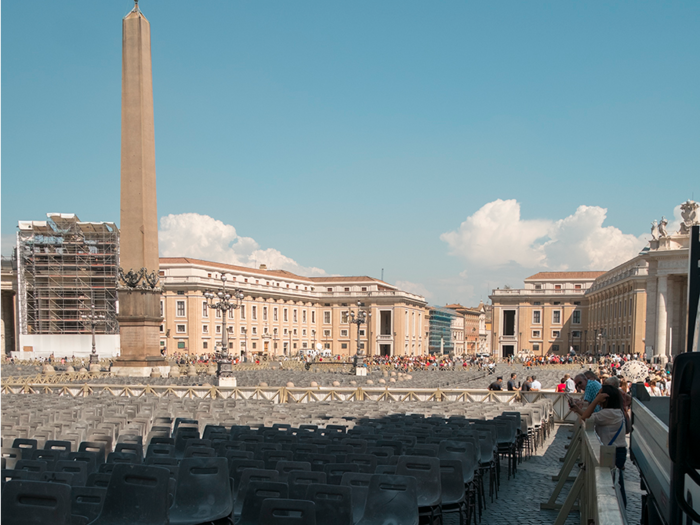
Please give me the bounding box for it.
[428,307,457,355]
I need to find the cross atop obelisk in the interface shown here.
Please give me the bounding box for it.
[113,2,169,377]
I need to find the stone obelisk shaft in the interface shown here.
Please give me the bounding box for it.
[115,7,167,377]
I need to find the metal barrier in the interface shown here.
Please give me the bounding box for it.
[542,421,627,524]
[0,383,581,422]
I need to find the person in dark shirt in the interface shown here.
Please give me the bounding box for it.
[507,372,519,391]
[521,376,533,391]
[488,377,503,391]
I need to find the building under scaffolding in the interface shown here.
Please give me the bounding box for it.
[15,213,120,357]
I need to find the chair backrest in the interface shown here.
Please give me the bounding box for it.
[340,472,372,523]
[360,474,418,525]
[16,459,48,473]
[1,480,72,525]
[146,443,175,459]
[306,483,353,525]
[437,440,476,484]
[239,481,290,525]
[12,438,37,459]
[229,459,265,487]
[184,446,216,458]
[78,442,107,464]
[345,454,377,474]
[258,498,316,525]
[438,460,465,505]
[86,472,112,488]
[264,450,294,470]
[288,470,327,499]
[171,457,232,524]
[406,444,439,457]
[107,452,142,465]
[55,460,88,486]
[395,456,441,507]
[323,463,359,485]
[70,486,107,524]
[93,463,170,525]
[44,440,72,454]
[114,442,144,459]
[235,468,281,516]
[276,460,312,479]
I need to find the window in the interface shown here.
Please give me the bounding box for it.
[341,343,348,349]
[252,305,257,320]
[532,310,541,324]
[575,284,582,290]
[327,288,333,292]
[240,341,246,349]
[572,331,581,338]
[533,301,541,305]
[263,327,268,334]
[532,330,541,339]
[340,329,348,337]
[552,310,561,324]
[533,344,540,353]
[273,328,278,336]
[572,310,581,324]
[311,311,315,323]
[555,285,562,290]
[203,341,208,349]
[341,311,349,324]
[176,324,186,333]
[228,326,233,333]
[302,310,307,323]
[534,284,542,290]
[240,305,246,320]
[503,310,515,336]
[177,341,185,349]
[177,290,185,295]
[160,301,164,317]
[293,328,297,336]
[302,342,308,348]
[552,330,561,339]
[202,325,209,334]
[284,308,288,322]
[552,344,560,353]
[344,287,350,292]
[284,328,288,336]
[324,311,331,324]
[302,329,307,336]
[216,325,221,334]
[160,325,164,332]
[263,306,267,321]
[293,343,297,349]
[359,329,365,336]
[202,302,208,317]
[293,309,298,323]
[216,309,222,319]
[176,301,186,317]
[228,309,234,320]
[240,326,246,335]
[324,343,331,349]
[362,287,367,292]
[323,329,331,337]
[273,307,278,321]
[252,342,257,349]
[252,327,257,335]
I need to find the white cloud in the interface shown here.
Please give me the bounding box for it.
[159,213,327,277]
[394,280,433,300]
[1,234,16,257]
[441,199,647,272]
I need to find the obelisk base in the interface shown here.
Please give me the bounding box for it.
[114,289,167,377]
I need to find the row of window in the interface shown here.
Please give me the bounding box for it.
[591,297,634,323]
[164,324,366,337]
[530,330,582,340]
[531,310,581,325]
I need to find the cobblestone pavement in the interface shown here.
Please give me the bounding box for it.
[446,424,643,525]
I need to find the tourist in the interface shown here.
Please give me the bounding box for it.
[573,372,602,412]
[507,373,519,391]
[556,378,567,392]
[564,373,575,393]
[530,376,542,391]
[649,379,661,396]
[488,377,503,391]
[521,376,533,391]
[571,385,628,507]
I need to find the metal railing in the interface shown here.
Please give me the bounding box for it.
[542,421,627,525]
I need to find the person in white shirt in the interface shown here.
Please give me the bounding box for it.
[564,373,575,393]
[571,385,628,507]
[530,376,542,391]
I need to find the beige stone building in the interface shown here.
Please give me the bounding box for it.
[586,258,648,356]
[490,272,604,359]
[159,258,429,359]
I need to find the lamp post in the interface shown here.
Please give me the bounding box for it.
[81,302,105,366]
[349,301,369,371]
[241,327,247,361]
[203,274,244,382]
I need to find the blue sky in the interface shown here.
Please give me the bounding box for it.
[2,1,699,305]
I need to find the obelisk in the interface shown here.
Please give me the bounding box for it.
[113,1,168,377]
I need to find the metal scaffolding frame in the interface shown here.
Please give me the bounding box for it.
[17,213,119,336]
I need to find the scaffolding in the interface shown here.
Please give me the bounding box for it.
[17,213,119,336]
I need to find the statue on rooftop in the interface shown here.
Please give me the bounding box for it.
[658,216,669,238]
[678,199,700,235]
[650,220,658,240]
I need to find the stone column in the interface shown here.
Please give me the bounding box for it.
[655,275,668,364]
[112,4,168,377]
[0,292,4,354]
